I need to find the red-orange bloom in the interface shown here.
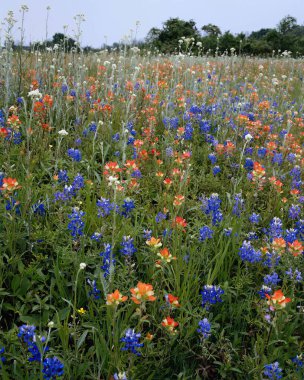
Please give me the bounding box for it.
[161,316,179,333]
[266,289,291,310]
[166,294,180,307]
[106,289,128,305]
[0,178,21,192]
[130,282,156,304]
[288,240,303,257]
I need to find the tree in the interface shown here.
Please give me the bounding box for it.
[146,18,200,52]
[277,15,297,35]
[202,24,221,37]
[52,33,77,51]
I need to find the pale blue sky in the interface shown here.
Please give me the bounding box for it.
[0,0,303,47]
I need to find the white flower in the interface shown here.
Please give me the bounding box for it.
[58,129,68,136]
[244,133,253,141]
[79,263,87,270]
[28,89,42,99]
[48,321,55,328]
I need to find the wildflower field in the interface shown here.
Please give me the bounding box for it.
[0,42,304,380]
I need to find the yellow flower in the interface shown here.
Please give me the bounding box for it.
[77,307,86,315]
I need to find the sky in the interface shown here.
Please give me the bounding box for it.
[0,0,303,47]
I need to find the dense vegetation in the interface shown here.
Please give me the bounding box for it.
[0,8,304,380]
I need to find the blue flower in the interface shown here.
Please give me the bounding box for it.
[120,329,143,356]
[288,204,301,220]
[249,213,260,224]
[212,166,221,176]
[263,362,283,380]
[201,285,224,310]
[100,243,115,278]
[0,347,6,367]
[42,357,64,380]
[199,226,214,242]
[58,170,69,183]
[197,318,211,339]
[120,198,135,218]
[97,198,115,217]
[67,208,85,238]
[232,193,245,216]
[238,241,262,263]
[87,279,101,300]
[67,148,81,162]
[120,236,137,256]
[263,272,280,287]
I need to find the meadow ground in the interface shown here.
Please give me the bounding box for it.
[0,48,303,379]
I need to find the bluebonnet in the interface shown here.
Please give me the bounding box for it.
[197,318,211,339]
[13,131,22,145]
[257,147,267,158]
[90,232,102,241]
[112,132,120,141]
[208,153,217,164]
[0,172,4,188]
[165,147,174,157]
[6,198,21,215]
[183,122,193,140]
[258,285,272,299]
[249,213,260,224]
[88,122,97,132]
[244,157,254,171]
[263,362,283,380]
[238,241,262,263]
[287,153,296,163]
[212,166,221,176]
[97,198,115,217]
[0,347,5,367]
[232,193,245,216]
[58,170,69,183]
[247,231,258,240]
[87,279,101,300]
[67,208,85,238]
[143,229,152,239]
[285,229,297,243]
[113,372,128,380]
[296,219,304,240]
[224,228,232,236]
[199,226,214,242]
[263,272,281,287]
[32,202,46,216]
[72,174,84,190]
[61,84,68,94]
[244,147,253,155]
[42,357,64,380]
[272,153,283,166]
[120,198,135,218]
[67,148,81,162]
[199,120,211,133]
[120,236,137,256]
[18,325,49,362]
[131,169,142,178]
[269,218,283,240]
[100,243,115,278]
[201,285,224,310]
[263,252,281,269]
[120,329,143,356]
[155,212,167,223]
[200,193,223,226]
[288,204,301,220]
[286,268,302,282]
[292,355,304,370]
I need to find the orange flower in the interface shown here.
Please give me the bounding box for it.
[165,294,180,307]
[266,289,291,310]
[173,216,187,230]
[161,316,179,334]
[130,282,156,304]
[173,194,185,207]
[272,237,286,253]
[288,240,303,257]
[146,237,162,249]
[0,178,21,192]
[163,178,172,187]
[156,248,176,267]
[106,290,128,305]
